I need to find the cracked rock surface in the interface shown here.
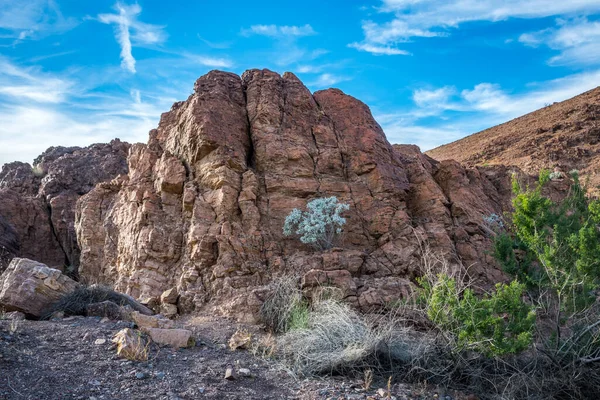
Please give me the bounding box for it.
[73,69,523,320]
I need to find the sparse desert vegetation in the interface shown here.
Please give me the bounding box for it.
[1,58,600,399]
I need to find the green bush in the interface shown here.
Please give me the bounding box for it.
[419,274,535,356]
[494,171,600,324]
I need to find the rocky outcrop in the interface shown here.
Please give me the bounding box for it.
[75,69,525,321]
[0,140,130,273]
[0,258,80,317]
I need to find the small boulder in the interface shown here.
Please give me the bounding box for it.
[146,328,193,348]
[160,303,178,318]
[112,328,148,360]
[160,287,178,305]
[228,329,252,350]
[131,311,174,330]
[224,367,235,380]
[0,258,80,317]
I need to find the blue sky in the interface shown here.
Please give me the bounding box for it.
[1,1,600,165]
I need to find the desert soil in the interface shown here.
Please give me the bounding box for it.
[0,315,465,400]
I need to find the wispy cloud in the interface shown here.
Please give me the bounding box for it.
[352,0,600,55]
[519,18,600,67]
[378,69,600,150]
[28,50,77,62]
[0,0,77,42]
[98,3,166,73]
[310,73,350,88]
[183,54,233,68]
[0,57,73,103]
[242,24,316,37]
[241,23,324,66]
[348,42,410,55]
[197,34,233,49]
[0,57,176,166]
[412,86,459,111]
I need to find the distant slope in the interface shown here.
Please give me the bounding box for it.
[427,87,600,188]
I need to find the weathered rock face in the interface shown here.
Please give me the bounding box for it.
[0,140,130,273]
[0,258,81,317]
[75,69,525,321]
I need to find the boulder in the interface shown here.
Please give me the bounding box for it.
[160,287,178,304]
[112,328,148,360]
[146,328,194,348]
[0,258,80,317]
[160,303,178,318]
[130,311,174,330]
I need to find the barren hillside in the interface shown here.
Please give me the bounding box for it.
[427,87,600,188]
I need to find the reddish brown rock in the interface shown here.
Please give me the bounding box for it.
[0,140,130,272]
[74,69,531,320]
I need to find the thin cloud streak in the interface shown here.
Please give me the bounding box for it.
[352,0,600,55]
[98,3,167,73]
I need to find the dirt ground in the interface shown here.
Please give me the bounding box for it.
[0,315,464,400]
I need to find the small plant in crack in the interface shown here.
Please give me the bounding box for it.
[283,196,349,250]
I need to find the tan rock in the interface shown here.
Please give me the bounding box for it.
[160,303,178,318]
[228,329,252,350]
[130,311,174,330]
[160,287,178,304]
[0,258,80,317]
[146,328,194,348]
[112,328,148,360]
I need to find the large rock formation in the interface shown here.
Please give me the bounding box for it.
[0,140,130,273]
[75,69,523,321]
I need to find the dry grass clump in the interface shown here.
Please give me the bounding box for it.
[259,275,307,333]
[277,299,434,376]
[271,244,600,399]
[42,285,147,319]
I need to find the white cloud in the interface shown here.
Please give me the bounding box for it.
[185,54,233,68]
[0,57,175,166]
[0,57,73,103]
[352,0,600,55]
[310,73,349,88]
[242,24,316,37]
[461,83,511,112]
[413,86,456,109]
[0,0,77,41]
[348,42,410,55]
[377,113,466,151]
[0,105,153,166]
[381,69,600,150]
[520,18,600,66]
[98,3,167,73]
[130,89,141,104]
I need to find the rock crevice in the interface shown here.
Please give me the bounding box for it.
[72,69,523,320]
